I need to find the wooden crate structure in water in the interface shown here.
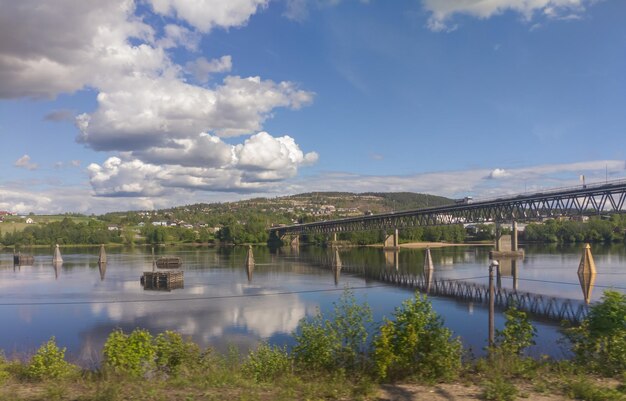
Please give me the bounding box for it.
[141,271,184,291]
[155,256,182,269]
[13,253,34,265]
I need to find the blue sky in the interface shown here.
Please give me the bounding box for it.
[1,0,625,214]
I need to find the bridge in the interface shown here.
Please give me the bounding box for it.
[269,179,626,240]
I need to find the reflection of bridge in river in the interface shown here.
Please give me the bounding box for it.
[308,248,589,324]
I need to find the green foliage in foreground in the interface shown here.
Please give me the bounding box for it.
[565,290,626,376]
[242,343,291,382]
[292,288,373,373]
[26,337,76,380]
[103,329,201,378]
[372,294,462,381]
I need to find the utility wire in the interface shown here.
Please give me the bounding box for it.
[0,284,391,307]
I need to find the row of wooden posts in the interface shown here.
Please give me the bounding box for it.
[13,244,107,266]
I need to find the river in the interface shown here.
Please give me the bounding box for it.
[0,243,624,365]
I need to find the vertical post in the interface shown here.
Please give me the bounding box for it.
[511,221,518,251]
[494,222,501,251]
[394,228,399,248]
[488,260,498,348]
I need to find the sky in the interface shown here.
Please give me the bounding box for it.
[1,0,625,214]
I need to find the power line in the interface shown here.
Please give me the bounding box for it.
[0,284,391,307]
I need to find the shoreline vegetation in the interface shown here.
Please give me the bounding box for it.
[1,290,624,401]
[3,208,626,248]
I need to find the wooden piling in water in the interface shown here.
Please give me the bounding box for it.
[98,244,107,264]
[53,244,63,265]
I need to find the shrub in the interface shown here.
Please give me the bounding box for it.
[154,331,200,375]
[102,329,156,378]
[292,313,337,371]
[0,351,10,384]
[293,288,372,373]
[565,377,625,401]
[26,337,76,380]
[242,343,291,382]
[482,375,518,401]
[495,306,536,356]
[564,290,626,376]
[372,292,462,381]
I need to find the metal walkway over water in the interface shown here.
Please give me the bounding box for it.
[270,179,626,237]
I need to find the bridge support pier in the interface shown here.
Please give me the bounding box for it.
[492,220,524,258]
[383,229,399,249]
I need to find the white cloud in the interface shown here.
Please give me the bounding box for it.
[87,131,318,196]
[488,168,510,179]
[76,74,313,151]
[423,0,597,32]
[283,0,309,21]
[14,155,38,171]
[148,0,269,33]
[157,24,201,51]
[185,55,232,83]
[0,0,156,99]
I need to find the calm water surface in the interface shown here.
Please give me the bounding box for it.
[0,244,625,365]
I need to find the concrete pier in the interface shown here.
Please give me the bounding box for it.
[383,229,399,249]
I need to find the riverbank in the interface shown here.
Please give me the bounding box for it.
[0,363,622,401]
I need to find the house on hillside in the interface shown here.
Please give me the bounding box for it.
[25,218,35,224]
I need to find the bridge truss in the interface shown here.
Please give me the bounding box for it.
[270,179,626,237]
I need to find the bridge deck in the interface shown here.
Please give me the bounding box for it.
[270,179,626,236]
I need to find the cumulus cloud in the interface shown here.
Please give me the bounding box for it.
[423,0,597,32]
[87,131,318,196]
[157,24,201,51]
[148,0,269,33]
[487,168,510,179]
[76,74,313,151]
[0,0,155,99]
[185,55,232,83]
[14,155,38,170]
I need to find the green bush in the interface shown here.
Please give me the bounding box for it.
[565,377,625,401]
[495,306,536,356]
[0,351,10,384]
[26,337,76,380]
[293,288,372,373]
[372,292,462,381]
[565,290,626,376]
[242,343,291,382]
[102,329,156,378]
[482,375,518,401]
[154,331,200,375]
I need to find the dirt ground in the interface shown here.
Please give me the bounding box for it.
[376,382,569,401]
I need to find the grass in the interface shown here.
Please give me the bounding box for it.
[0,222,28,236]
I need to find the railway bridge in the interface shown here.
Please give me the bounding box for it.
[269,179,626,248]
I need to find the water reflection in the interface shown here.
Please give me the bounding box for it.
[0,244,624,365]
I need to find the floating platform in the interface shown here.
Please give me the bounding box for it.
[141,271,184,291]
[13,254,34,265]
[155,256,182,269]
